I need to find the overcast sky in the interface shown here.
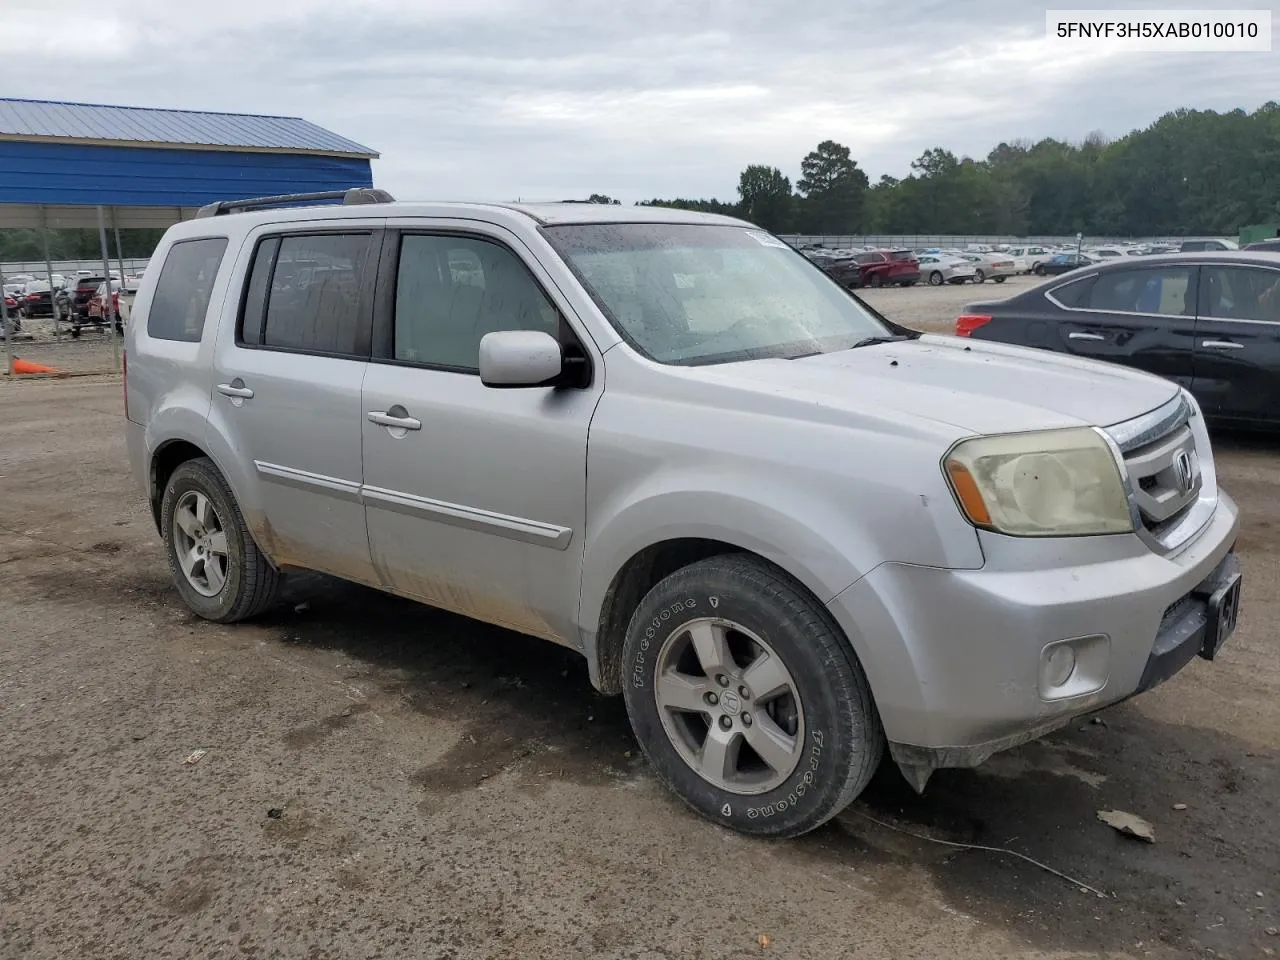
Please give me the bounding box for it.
[6,0,1279,202]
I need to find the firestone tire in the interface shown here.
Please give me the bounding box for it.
[161,457,281,623]
[622,555,883,839]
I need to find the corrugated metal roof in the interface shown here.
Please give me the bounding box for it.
[0,98,377,158]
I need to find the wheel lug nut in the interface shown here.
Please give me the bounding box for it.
[705,692,719,706]
[742,712,752,726]
[716,675,730,688]
[738,685,749,699]
[719,715,733,730]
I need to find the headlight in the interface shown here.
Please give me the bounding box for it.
[943,427,1133,537]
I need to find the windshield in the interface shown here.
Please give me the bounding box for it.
[542,223,888,365]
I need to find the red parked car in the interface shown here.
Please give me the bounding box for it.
[828,249,920,288]
[79,282,124,336]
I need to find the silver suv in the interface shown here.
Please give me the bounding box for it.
[125,190,1242,838]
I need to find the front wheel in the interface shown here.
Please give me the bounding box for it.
[622,555,883,838]
[867,272,883,288]
[161,457,281,622]
[928,271,943,286]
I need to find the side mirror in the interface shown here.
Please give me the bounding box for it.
[479,330,564,388]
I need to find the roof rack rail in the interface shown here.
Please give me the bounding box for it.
[194,187,395,218]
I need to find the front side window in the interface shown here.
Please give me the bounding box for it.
[148,237,229,342]
[1200,266,1280,323]
[543,223,887,365]
[393,234,559,370]
[1086,267,1193,316]
[240,232,372,355]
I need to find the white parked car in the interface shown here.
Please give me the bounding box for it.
[918,255,977,285]
[1004,246,1052,274]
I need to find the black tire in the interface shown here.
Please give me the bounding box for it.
[868,272,883,288]
[928,271,943,286]
[160,457,281,623]
[993,276,1007,283]
[1033,263,1046,276]
[974,270,986,283]
[622,555,883,839]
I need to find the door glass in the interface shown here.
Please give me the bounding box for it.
[1086,267,1193,316]
[393,234,559,371]
[260,233,372,355]
[1200,267,1280,322]
[1049,275,1096,307]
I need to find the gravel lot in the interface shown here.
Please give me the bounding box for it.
[2,280,1278,959]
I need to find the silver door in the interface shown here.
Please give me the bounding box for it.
[361,227,600,644]
[210,227,381,584]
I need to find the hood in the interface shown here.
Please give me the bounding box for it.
[698,335,1179,437]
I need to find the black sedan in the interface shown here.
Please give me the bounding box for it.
[955,252,1280,430]
[1035,252,1095,276]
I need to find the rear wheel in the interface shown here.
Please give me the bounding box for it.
[622,555,883,838]
[974,269,986,283]
[868,272,883,288]
[161,457,281,622]
[993,276,1007,283]
[1033,263,1047,276]
[928,271,943,286]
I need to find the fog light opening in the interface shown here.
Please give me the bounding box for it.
[1044,644,1077,688]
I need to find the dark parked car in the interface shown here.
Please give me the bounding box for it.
[955,252,1280,429]
[62,276,108,320]
[1035,252,1095,276]
[1244,239,1280,253]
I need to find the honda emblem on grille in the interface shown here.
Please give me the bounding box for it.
[1173,450,1195,494]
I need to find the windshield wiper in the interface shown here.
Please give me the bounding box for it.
[850,334,915,349]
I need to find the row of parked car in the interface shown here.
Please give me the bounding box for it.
[799,247,1018,288]
[799,237,1247,289]
[1,271,135,336]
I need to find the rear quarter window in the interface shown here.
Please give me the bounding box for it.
[147,238,229,342]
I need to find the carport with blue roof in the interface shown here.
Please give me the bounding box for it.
[0,98,379,372]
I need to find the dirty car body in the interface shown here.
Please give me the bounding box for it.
[124,195,1242,837]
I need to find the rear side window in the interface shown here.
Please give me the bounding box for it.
[146,238,228,342]
[1048,276,1096,308]
[1086,267,1193,316]
[239,233,373,356]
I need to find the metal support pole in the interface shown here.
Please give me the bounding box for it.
[97,205,120,372]
[111,208,128,329]
[39,206,60,339]
[1,265,14,376]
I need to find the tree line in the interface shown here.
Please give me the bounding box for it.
[620,102,1280,238]
[0,228,164,266]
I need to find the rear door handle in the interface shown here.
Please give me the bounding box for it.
[216,380,254,399]
[1200,340,1244,350]
[368,410,422,431]
[1068,331,1105,341]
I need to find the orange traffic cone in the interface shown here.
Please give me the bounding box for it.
[12,357,59,374]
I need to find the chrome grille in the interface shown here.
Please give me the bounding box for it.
[1105,393,1213,552]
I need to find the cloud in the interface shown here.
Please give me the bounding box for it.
[4,0,1278,202]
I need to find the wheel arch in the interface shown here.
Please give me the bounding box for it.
[580,496,882,696]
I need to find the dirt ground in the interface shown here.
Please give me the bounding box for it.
[1,287,1277,959]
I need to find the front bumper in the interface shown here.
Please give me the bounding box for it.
[825,491,1240,785]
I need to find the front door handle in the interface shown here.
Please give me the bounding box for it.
[1068,331,1105,341]
[368,408,422,431]
[216,379,254,399]
[1200,339,1244,350]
